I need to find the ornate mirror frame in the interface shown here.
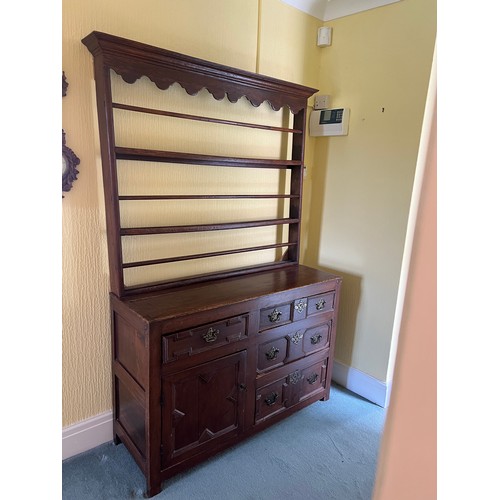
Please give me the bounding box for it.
[62,129,80,194]
[62,72,80,196]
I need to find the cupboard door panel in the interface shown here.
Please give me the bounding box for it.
[161,350,247,467]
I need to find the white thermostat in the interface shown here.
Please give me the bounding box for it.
[309,108,350,137]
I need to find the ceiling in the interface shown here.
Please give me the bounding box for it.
[280,0,401,21]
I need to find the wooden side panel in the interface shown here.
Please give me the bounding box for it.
[115,375,146,457]
[114,312,148,388]
[111,303,149,469]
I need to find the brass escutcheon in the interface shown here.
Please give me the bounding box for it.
[202,327,219,343]
[289,370,301,385]
[294,300,307,314]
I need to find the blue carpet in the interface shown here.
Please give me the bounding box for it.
[62,384,386,500]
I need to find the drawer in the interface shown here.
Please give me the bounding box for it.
[256,321,332,374]
[259,302,293,331]
[255,354,329,424]
[258,290,335,332]
[162,315,249,364]
[300,358,328,402]
[255,378,287,422]
[306,291,335,317]
[257,336,289,373]
[303,323,330,354]
[258,297,310,331]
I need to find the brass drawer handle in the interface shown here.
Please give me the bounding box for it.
[310,333,323,345]
[202,327,219,343]
[307,373,319,384]
[290,331,304,345]
[268,309,282,323]
[265,392,278,406]
[294,300,307,314]
[265,347,280,361]
[315,299,326,311]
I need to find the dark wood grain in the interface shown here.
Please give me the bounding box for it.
[82,31,342,499]
[111,266,341,497]
[123,260,297,295]
[119,194,299,200]
[115,147,302,169]
[120,217,299,236]
[83,31,316,295]
[82,31,317,114]
[120,265,339,323]
[123,242,296,269]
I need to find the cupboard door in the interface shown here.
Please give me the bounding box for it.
[161,350,247,468]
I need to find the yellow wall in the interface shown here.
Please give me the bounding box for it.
[259,1,323,264]
[62,0,321,427]
[302,0,436,381]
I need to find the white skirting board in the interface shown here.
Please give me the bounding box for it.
[62,411,113,460]
[332,359,391,408]
[62,361,390,460]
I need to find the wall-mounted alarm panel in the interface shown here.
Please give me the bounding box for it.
[309,108,350,136]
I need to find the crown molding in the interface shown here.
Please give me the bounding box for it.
[281,0,401,21]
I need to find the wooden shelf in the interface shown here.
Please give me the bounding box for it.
[113,102,303,134]
[120,217,299,236]
[123,242,296,268]
[122,260,298,294]
[119,194,299,200]
[115,147,302,168]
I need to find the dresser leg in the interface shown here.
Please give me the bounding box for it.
[113,434,122,445]
[145,481,162,498]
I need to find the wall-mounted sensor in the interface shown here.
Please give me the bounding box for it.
[317,27,332,47]
[310,108,350,136]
